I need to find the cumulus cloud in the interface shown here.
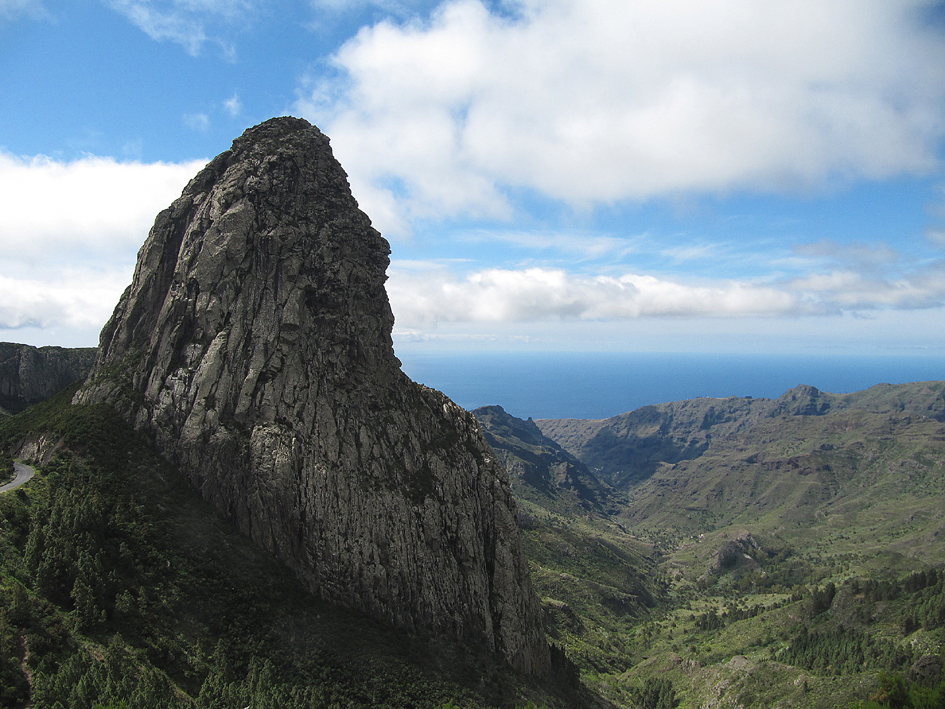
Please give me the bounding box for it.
[0,152,205,342]
[387,265,804,326]
[298,0,945,232]
[0,151,206,341]
[0,151,204,260]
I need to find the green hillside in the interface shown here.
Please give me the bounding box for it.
[472,405,621,515]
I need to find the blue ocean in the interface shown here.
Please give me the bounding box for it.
[396,351,945,420]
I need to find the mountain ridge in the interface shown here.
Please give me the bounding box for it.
[537,381,945,488]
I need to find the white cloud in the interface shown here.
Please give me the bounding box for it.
[387,259,945,328]
[0,268,132,333]
[794,240,900,270]
[298,0,945,232]
[0,152,205,344]
[459,229,641,261]
[928,229,945,248]
[789,261,945,310]
[0,151,206,261]
[387,266,805,326]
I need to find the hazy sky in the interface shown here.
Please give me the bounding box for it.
[3,0,945,355]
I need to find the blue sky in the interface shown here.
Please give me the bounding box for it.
[3,0,945,356]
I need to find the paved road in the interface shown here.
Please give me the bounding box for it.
[0,462,36,493]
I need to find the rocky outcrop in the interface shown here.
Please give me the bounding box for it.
[0,343,96,415]
[75,117,548,674]
[709,532,761,575]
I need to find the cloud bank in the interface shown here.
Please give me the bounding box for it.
[0,152,203,339]
[299,0,945,232]
[0,151,205,260]
[387,259,945,328]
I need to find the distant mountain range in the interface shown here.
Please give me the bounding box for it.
[536,382,945,488]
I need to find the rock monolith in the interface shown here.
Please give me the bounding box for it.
[75,117,549,674]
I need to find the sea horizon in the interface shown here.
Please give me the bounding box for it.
[396,350,945,421]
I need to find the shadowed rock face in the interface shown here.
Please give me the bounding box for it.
[0,343,96,415]
[76,117,549,674]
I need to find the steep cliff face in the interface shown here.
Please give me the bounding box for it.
[75,117,549,674]
[472,405,618,515]
[0,343,96,415]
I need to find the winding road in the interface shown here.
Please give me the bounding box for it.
[0,462,36,493]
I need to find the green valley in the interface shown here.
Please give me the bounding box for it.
[473,382,945,708]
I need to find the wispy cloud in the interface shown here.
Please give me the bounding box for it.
[223,92,242,117]
[298,0,945,234]
[794,240,900,271]
[184,112,211,131]
[455,229,641,261]
[0,0,46,21]
[103,0,254,56]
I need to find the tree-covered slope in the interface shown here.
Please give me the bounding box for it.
[472,406,664,678]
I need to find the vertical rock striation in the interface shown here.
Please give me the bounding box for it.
[0,343,97,416]
[75,117,549,674]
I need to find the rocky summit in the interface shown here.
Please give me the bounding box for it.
[75,117,549,674]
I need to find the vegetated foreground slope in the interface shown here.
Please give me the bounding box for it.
[3,367,945,708]
[0,385,582,709]
[499,382,945,708]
